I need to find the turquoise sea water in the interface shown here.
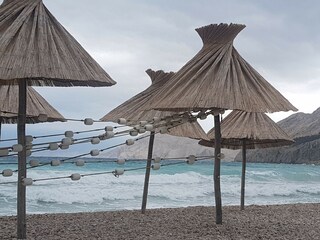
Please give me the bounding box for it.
[1,157,320,216]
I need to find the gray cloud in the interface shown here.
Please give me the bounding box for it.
[1,0,319,155]
[44,0,320,114]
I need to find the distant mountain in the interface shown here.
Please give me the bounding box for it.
[277,107,320,138]
[235,135,320,164]
[102,108,320,164]
[101,133,239,161]
[235,108,320,164]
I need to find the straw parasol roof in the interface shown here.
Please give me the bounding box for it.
[0,0,116,87]
[198,110,294,211]
[167,118,208,140]
[198,110,294,149]
[101,69,174,123]
[0,84,64,123]
[146,23,297,113]
[101,69,208,140]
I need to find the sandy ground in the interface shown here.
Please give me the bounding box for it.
[1,203,320,239]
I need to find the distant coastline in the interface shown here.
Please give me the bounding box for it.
[235,134,320,164]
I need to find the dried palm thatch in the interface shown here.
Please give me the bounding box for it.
[199,110,294,149]
[146,23,297,113]
[0,0,116,87]
[101,69,208,140]
[167,119,208,140]
[0,85,64,123]
[101,69,174,123]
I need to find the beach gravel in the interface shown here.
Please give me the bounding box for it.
[1,203,320,239]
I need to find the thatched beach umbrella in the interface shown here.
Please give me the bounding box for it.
[102,69,175,123]
[146,23,297,224]
[0,85,65,137]
[0,0,115,238]
[199,110,294,210]
[101,69,208,213]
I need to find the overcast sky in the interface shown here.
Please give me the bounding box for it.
[40,0,319,121]
[1,0,320,156]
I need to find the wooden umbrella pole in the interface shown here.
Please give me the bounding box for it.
[240,139,247,210]
[0,121,2,140]
[141,130,155,214]
[214,115,222,224]
[17,80,27,239]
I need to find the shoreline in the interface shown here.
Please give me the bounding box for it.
[1,203,320,239]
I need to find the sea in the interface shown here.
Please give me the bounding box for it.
[1,157,320,216]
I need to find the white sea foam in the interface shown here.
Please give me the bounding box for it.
[1,162,320,216]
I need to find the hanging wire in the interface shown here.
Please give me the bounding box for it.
[0,114,163,152]
[5,133,152,172]
[0,110,101,124]
[162,155,214,160]
[0,155,214,167]
[0,137,17,142]
[0,125,137,158]
[0,112,208,171]
[0,125,129,143]
[0,110,197,145]
[0,157,211,185]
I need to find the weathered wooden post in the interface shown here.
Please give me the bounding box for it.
[17,80,27,239]
[240,139,246,210]
[141,131,155,213]
[214,114,222,224]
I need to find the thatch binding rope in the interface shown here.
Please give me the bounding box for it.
[196,23,245,45]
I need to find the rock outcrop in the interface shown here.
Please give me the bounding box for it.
[101,133,239,161]
[277,107,320,138]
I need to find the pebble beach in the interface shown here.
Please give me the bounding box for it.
[1,203,320,239]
